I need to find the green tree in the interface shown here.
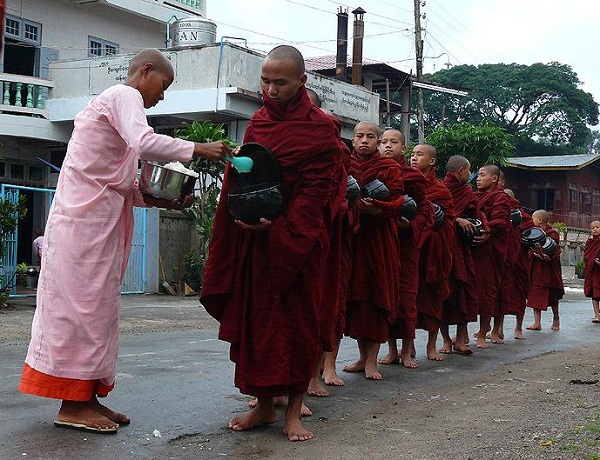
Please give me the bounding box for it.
[0,195,28,302]
[425,121,515,177]
[422,62,599,155]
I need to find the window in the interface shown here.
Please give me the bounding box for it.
[10,164,25,180]
[88,37,119,57]
[0,162,5,178]
[4,15,41,45]
[536,189,555,211]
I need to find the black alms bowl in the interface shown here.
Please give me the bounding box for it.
[542,236,558,256]
[228,182,285,224]
[432,203,444,230]
[510,208,523,228]
[346,175,361,206]
[521,227,547,247]
[399,195,417,220]
[361,179,390,201]
[458,218,484,245]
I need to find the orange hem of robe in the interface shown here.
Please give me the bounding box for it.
[19,364,114,401]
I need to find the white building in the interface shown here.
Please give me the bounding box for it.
[1,0,384,293]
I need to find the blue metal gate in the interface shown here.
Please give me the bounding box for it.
[1,185,147,296]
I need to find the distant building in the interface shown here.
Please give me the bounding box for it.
[505,153,600,229]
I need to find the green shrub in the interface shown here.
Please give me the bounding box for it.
[575,259,585,279]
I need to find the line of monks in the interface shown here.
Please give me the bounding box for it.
[309,120,565,395]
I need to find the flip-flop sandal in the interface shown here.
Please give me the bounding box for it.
[592,319,600,323]
[54,419,118,434]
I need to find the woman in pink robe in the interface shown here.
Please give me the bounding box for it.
[19,49,229,434]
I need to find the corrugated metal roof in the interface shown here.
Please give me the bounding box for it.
[506,154,600,170]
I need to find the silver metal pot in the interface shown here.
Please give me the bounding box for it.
[139,161,197,201]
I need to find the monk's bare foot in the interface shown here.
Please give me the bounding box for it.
[57,401,119,431]
[550,322,560,331]
[377,352,400,365]
[526,324,541,331]
[364,363,382,380]
[229,405,277,432]
[301,404,312,417]
[476,336,488,349]
[342,360,365,373]
[439,342,453,354]
[249,396,286,408]
[322,369,345,386]
[490,333,504,344]
[514,330,526,340]
[88,397,130,425]
[427,351,444,361]
[452,344,473,355]
[282,416,313,442]
[410,343,416,358]
[400,352,418,369]
[307,379,329,397]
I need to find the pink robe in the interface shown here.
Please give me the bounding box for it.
[24,85,194,386]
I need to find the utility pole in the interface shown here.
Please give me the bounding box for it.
[413,0,425,143]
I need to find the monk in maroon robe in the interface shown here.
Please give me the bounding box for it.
[472,164,511,349]
[200,45,345,442]
[379,129,433,369]
[584,221,600,323]
[441,155,485,355]
[526,210,564,331]
[500,190,534,340]
[344,121,404,380]
[411,144,456,361]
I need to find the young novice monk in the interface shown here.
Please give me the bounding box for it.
[584,221,600,323]
[201,45,345,442]
[411,144,456,361]
[19,48,229,434]
[344,121,404,380]
[379,130,433,369]
[526,210,564,331]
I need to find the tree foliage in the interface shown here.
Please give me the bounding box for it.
[422,62,599,155]
[425,121,515,177]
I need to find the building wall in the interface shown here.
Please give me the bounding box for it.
[507,164,600,229]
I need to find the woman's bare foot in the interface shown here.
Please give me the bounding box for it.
[307,378,329,397]
[229,400,277,431]
[342,360,365,373]
[57,400,119,431]
[88,397,130,425]
[322,369,345,386]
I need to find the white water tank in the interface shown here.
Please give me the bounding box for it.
[169,16,217,48]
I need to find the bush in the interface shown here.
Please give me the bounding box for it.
[575,259,585,279]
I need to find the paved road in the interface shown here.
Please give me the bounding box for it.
[0,287,594,460]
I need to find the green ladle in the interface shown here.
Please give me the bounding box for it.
[225,154,254,173]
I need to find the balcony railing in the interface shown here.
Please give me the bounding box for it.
[173,0,201,7]
[0,73,54,118]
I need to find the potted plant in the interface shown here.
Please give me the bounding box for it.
[16,262,28,286]
[575,259,585,279]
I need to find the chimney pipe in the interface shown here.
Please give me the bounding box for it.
[351,7,366,86]
[336,7,348,81]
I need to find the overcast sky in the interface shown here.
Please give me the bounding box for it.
[206,0,600,111]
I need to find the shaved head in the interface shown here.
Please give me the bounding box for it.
[481,164,500,178]
[446,155,470,172]
[354,121,379,135]
[532,209,550,224]
[128,48,173,78]
[266,45,305,76]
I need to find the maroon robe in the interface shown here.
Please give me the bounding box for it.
[506,208,534,316]
[200,87,345,397]
[416,168,456,332]
[472,189,512,317]
[527,225,564,310]
[441,173,484,324]
[390,157,433,340]
[345,152,404,343]
[584,234,600,299]
[498,195,524,316]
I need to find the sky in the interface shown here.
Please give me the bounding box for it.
[204,0,600,109]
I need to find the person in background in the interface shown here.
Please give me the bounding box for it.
[19,48,229,434]
[584,220,600,323]
[32,230,44,267]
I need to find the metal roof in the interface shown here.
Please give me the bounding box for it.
[506,154,600,170]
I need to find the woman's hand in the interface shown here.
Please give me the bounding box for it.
[193,141,231,161]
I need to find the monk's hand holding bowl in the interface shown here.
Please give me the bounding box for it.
[456,217,474,235]
[142,193,195,210]
[397,216,411,229]
[361,198,382,216]
[472,232,490,246]
[236,217,272,231]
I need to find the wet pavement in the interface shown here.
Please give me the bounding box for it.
[0,285,596,460]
